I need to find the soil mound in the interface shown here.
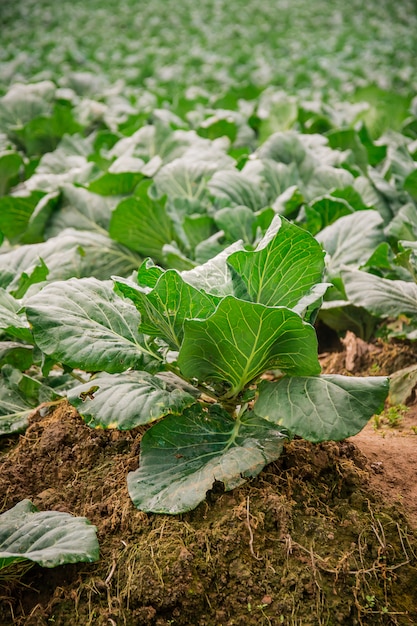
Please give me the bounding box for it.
[1,337,417,625]
[0,402,416,625]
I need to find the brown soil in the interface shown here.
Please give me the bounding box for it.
[352,416,417,527]
[320,334,417,528]
[0,336,417,626]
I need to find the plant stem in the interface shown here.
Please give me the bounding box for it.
[69,371,89,384]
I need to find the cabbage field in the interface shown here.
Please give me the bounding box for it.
[1,0,417,624]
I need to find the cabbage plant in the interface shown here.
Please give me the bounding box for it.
[24,216,388,514]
